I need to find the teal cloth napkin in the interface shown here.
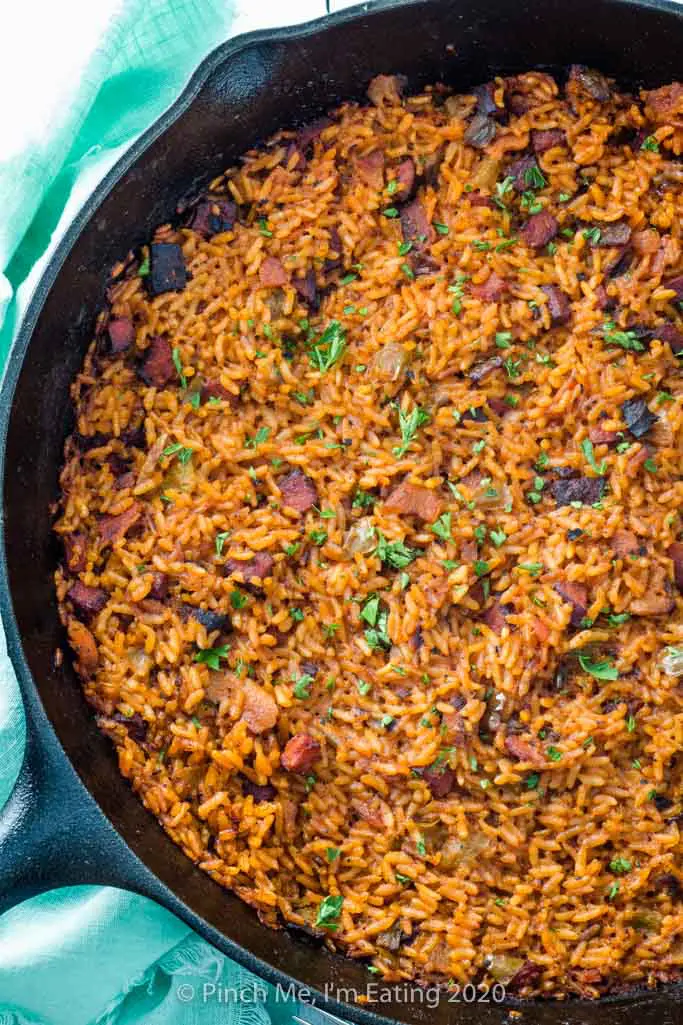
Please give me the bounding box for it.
[0,1,341,1022]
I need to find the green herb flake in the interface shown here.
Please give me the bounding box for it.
[360,595,381,627]
[581,438,607,476]
[375,532,419,570]
[495,331,513,349]
[607,881,620,901]
[172,347,187,388]
[518,562,543,577]
[431,512,453,543]
[315,895,343,930]
[578,653,619,680]
[490,527,507,548]
[640,135,659,153]
[546,746,562,762]
[434,221,449,236]
[356,679,372,696]
[400,262,415,281]
[383,207,399,219]
[230,589,249,610]
[609,857,632,875]
[193,644,230,671]
[339,272,358,286]
[393,404,430,457]
[473,560,490,578]
[293,673,314,700]
[416,835,427,857]
[601,320,645,352]
[258,218,273,237]
[308,320,347,373]
[309,529,328,546]
[245,426,271,449]
[326,847,341,863]
[526,773,540,790]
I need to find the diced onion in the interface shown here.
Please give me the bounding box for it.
[343,517,376,556]
[662,646,683,677]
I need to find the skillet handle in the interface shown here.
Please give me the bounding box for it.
[0,695,139,914]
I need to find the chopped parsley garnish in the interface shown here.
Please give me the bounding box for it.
[138,253,150,276]
[395,872,411,885]
[449,274,467,316]
[580,438,607,476]
[434,222,449,236]
[643,458,658,473]
[258,218,273,237]
[245,426,270,449]
[606,881,620,900]
[375,532,419,569]
[640,135,659,153]
[601,320,645,352]
[609,857,632,875]
[398,241,413,256]
[626,714,636,733]
[339,272,358,286]
[416,835,427,857]
[473,240,492,252]
[607,612,631,626]
[400,262,415,280]
[490,527,507,548]
[495,331,513,349]
[431,512,453,543]
[518,562,543,577]
[360,595,381,627]
[578,654,618,680]
[172,347,187,388]
[315,895,343,930]
[284,542,300,557]
[309,529,328,546]
[308,320,347,373]
[393,404,430,457]
[473,560,490,577]
[546,746,562,762]
[357,679,372,696]
[379,714,396,729]
[583,227,602,244]
[230,590,248,610]
[526,773,540,789]
[293,673,314,699]
[524,165,546,190]
[383,206,399,218]
[326,847,341,863]
[503,357,523,379]
[291,607,305,621]
[353,489,375,509]
[193,644,230,671]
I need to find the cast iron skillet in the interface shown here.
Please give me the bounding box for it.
[0,0,681,1021]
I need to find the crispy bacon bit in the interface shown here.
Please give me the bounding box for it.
[422,766,456,798]
[241,681,278,734]
[482,602,510,635]
[589,425,619,446]
[471,272,507,302]
[367,74,405,107]
[505,735,546,767]
[148,242,187,296]
[487,397,510,417]
[241,777,277,803]
[139,336,175,388]
[507,154,540,192]
[281,733,321,773]
[63,532,87,573]
[279,469,318,513]
[224,552,274,584]
[509,961,543,992]
[569,65,611,103]
[259,256,288,287]
[108,317,134,353]
[296,117,332,151]
[541,284,571,325]
[184,606,230,632]
[400,200,434,245]
[621,397,656,439]
[470,355,503,383]
[293,269,318,306]
[190,197,236,237]
[99,502,141,544]
[551,476,604,507]
[656,322,683,355]
[67,581,108,618]
[200,379,233,404]
[553,580,588,627]
[149,572,169,600]
[531,128,566,153]
[394,157,416,201]
[111,711,148,743]
[595,220,632,247]
[355,149,385,189]
[667,542,683,591]
[642,82,683,127]
[67,619,98,676]
[611,530,640,558]
[384,481,443,521]
[468,192,494,208]
[522,210,558,248]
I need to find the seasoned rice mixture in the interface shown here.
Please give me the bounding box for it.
[55,68,683,998]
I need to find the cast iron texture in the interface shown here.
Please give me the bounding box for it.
[0,1,681,1023]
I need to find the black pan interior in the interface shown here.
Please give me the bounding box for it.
[2,0,682,1022]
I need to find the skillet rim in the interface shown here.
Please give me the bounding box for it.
[0,0,682,1021]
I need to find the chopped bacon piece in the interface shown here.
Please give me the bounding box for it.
[99,502,141,544]
[541,284,571,325]
[394,157,416,201]
[487,396,510,417]
[67,619,98,676]
[190,197,236,237]
[666,542,683,591]
[642,82,683,127]
[482,602,509,635]
[400,200,434,245]
[241,681,278,734]
[531,129,566,153]
[553,580,588,627]
[296,118,332,150]
[67,581,108,618]
[421,767,456,798]
[611,530,640,558]
[522,210,558,248]
[241,777,277,803]
[589,425,619,446]
[355,149,385,189]
[507,154,540,191]
[384,481,443,521]
[149,572,169,600]
[470,272,507,302]
[468,192,494,208]
[259,256,288,287]
[148,242,187,296]
[505,735,546,767]
[63,532,87,573]
[279,469,318,513]
[200,379,233,405]
[281,733,321,773]
[656,322,683,355]
[470,355,503,383]
[139,336,175,388]
[367,74,405,107]
[293,269,317,306]
[108,317,135,353]
[509,962,543,992]
[224,552,274,584]
[630,564,675,617]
